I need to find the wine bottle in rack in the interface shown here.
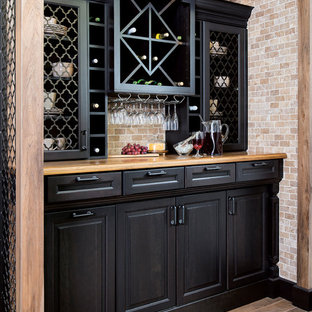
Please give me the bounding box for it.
[89,16,101,23]
[177,35,182,41]
[138,55,147,60]
[174,81,184,87]
[155,32,169,39]
[145,80,162,86]
[152,56,158,62]
[94,147,100,154]
[189,106,198,112]
[91,58,99,65]
[133,79,146,85]
[92,103,100,109]
[127,27,137,35]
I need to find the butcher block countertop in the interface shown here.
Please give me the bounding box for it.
[43,152,287,176]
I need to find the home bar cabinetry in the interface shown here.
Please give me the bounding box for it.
[44,154,286,312]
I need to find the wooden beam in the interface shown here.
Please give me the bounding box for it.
[15,0,44,310]
[297,0,312,289]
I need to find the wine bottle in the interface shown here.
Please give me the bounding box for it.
[174,81,184,87]
[189,105,198,111]
[177,35,182,41]
[155,32,169,39]
[138,55,147,60]
[92,103,100,109]
[127,27,137,35]
[133,79,146,85]
[152,56,158,62]
[145,80,162,86]
[91,58,99,64]
[94,147,100,154]
[89,16,101,23]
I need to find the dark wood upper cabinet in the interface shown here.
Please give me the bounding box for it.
[176,192,226,305]
[44,205,115,312]
[227,186,269,289]
[116,198,176,312]
[114,0,195,95]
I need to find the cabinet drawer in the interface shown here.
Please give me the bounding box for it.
[236,160,279,182]
[46,172,122,203]
[185,164,235,188]
[123,167,184,195]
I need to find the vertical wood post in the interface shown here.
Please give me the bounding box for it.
[15,0,44,310]
[297,0,312,289]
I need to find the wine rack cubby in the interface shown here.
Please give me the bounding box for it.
[114,0,195,95]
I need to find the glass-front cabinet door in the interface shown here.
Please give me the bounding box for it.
[203,22,247,151]
[44,0,88,161]
[114,0,195,95]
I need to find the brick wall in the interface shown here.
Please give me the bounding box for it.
[228,0,298,281]
[107,0,299,282]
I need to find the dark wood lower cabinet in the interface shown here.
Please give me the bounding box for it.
[227,186,269,289]
[116,198,176,312]
[176,192,226,305]
[45,205,115,312]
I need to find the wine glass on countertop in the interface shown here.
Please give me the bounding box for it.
[192,131,204,157]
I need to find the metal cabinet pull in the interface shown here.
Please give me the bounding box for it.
[228,197,236,215]
[72,211,94,218]
[76,176,99,182]
[147,170,167,176]
[81,129,88,151]
[205,166,222,171]
[178,205,185,225]
[170,206,177,226]
[252,162,269,167]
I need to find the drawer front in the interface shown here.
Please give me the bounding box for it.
[123,167,184,195]
[46,172,122,203]
[236,160,279,182]
[185,164,235,188]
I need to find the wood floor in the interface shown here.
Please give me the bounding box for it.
[229,298,308,312]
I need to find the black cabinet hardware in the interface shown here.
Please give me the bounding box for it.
[252,162,269,167]
[170,206,177,226]
[205,166,222,171]
[228,197,236,215]
[178,205,185,225]
[81,130,88,151]
[72,211,95,218]
[147,170,167,176]
[75,176,99,182]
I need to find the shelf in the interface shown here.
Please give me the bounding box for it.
[90,133,106,138]
[89,44,105,49]
[89,22,105,27]
[90,89,106,93]
[89,67,106,71]
[44,75,72,81]
[90,112,106,116]
[44,34,70,41]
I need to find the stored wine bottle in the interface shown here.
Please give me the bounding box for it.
[155,32,169,39]
[92,103,100,109]
[145,80,162,86]
[94,147,100,154]
[133,79,146,85]
[89,16,101,23]
[174,81,184,87]
[127,27,137,35]
[138,55,147,60]
[177,35,182,41]
[91,58,99,64]
[189,105,198,111]
[152,56,158,62]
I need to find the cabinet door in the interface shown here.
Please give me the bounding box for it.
[203,22,247,152]
[117,198,176,312]
[45,206,115,312]
[176,192,226,305]
[227,187,269,289]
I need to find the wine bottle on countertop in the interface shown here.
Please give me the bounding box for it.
[155,32,169,39]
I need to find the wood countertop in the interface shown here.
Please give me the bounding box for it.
[43,152,287,176]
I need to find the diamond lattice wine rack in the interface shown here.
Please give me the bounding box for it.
[114,0,195,95]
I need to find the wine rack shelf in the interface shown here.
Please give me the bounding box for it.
[114,0,195,95]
